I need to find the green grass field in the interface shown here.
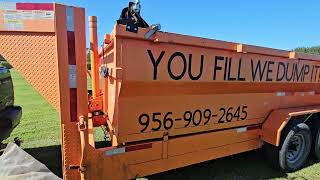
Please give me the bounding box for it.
[4,70,320,179]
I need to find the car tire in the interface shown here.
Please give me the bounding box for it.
[264,123,311,172]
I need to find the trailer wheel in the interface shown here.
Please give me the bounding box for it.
[314,127,320,160]
[264,123,311,172]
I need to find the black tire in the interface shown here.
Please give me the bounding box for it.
[314,127,320,160]
[264,123,312,172]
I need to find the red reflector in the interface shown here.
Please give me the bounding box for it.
[67,30,77,122]
[125,143,152,152]
[16,3,53,11]
[67,31,76,64]
[69,88,78,122]
[247,124,261,131]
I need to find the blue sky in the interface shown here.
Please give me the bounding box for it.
[7,0,320,50]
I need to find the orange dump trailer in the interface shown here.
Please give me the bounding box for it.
[1,2,320,180]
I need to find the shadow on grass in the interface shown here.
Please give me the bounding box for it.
[25,145,62,178]
[22,146,319,180]
[149,149,319,180]
[23,141,110,178]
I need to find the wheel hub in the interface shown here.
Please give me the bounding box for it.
[287,134,305,164]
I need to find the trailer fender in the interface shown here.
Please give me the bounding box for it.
[261,105,320,147]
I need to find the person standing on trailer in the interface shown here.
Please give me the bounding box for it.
[118,0,149,28]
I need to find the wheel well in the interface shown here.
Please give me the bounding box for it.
[281,113,320,146]
[280,116,304,146]
[305,113,320,139]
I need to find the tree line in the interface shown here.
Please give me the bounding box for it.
[294,46,320,55]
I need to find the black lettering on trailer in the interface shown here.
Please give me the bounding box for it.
[237,58,246,81]
[138,106,249,132]
[148,49,319,83]
[251,60,268,81]
[285,63,294,82]
[188,54,204,80]
[213,56,224,80]
[139,114,150,133]
[168,52,187,80]
[227,57,237,81]
[303,64,310,82]
[310,65,314,82]
[276,62,286,81]
[147,49,165,80]
[223,57,228,81]
[266,61,274,82]
[316,66,320,82]
[163,112,174,130]
[293,64,305,82]
[152,112,162,131]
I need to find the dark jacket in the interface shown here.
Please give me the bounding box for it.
[118,7,149,28]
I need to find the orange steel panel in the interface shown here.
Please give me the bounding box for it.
[1,3,87,180]
[89,16,101,99]
[84,128,262,179]
[74,7,88,120]
[237,44,289,58]
[130,139,261,178]
[290,51,320,61]
[4,3,320,178]
[114,25,238,51]
[0,3,60,111]
[168,128,260,157]
[55,4,87,180]
[103,24,320,145]
[261,105,320,146]
[0,31,60,110]
[53,8,75,179]
[111,141,163,166]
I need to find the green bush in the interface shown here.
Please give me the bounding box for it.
[86,48,91,70]
[294,46,320,55]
